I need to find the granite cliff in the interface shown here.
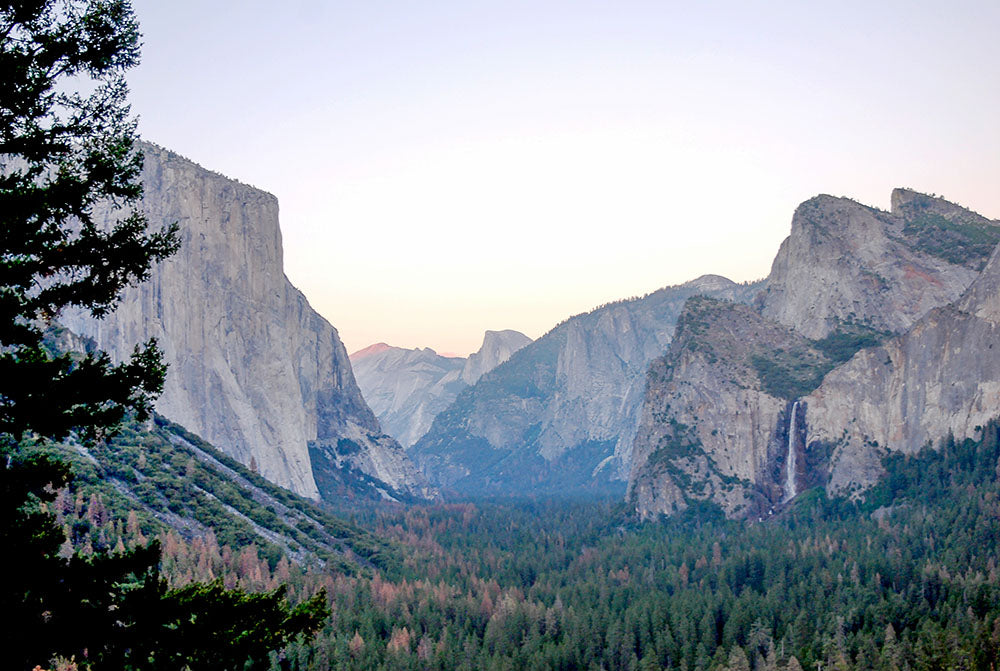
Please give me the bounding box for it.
[805,241,1000,495]
[628,189,1000,518]
[350,331,531,449]
[62,143,434,502]
[626,297,842,518]
[412,276,762,496]
[460,330,533,386]
[760,189,993,338]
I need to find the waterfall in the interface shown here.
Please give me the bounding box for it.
[783,401,799,502]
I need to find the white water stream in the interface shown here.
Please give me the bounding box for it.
[783,401,799,502]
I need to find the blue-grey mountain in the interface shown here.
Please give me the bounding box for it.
[411,276,762,496]
[350,330,531,448]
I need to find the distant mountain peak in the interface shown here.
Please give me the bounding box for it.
[350,330,532,449]
[461,329,532,386]
[682,274,738,292]
[350,342,395,360]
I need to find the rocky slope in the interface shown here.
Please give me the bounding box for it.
[62,143,433,502]
[626,297,838,518]
[411,276,762,496]
[760,189,995,338]
[628,189,1000,518]
[350,331,530,448]
[805,241,1000,495]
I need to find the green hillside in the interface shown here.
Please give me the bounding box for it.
[32,415,401,578]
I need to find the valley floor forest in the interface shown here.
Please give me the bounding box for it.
[30,415,1000,671]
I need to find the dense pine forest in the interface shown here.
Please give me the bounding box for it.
[46,418,1000,670]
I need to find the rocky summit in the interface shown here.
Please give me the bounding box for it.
[460,330,533,386]
[760,189,995,338]
[411,276,763,496]
[350,331,531,449]
[61,143,435,502]
[628,189,1000,518]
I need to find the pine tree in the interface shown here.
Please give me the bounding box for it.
[0,3,179,444]
[0,3,328,668]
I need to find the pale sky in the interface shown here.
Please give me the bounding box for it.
[128,1,1000,356]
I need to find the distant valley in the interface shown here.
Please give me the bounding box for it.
[59,143,1000,523]
[10,4,1000,669]
[29,146,1000,671]
[355,187,1000,519]
[350,330,532,448]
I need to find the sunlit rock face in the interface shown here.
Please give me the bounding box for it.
[350,331,531,449]
[760,189,991,339]
[351,345,464,450]
[628,190,1000,518]
[62,143,434,501]
[806,241,1000,495]
[411,276,763,497]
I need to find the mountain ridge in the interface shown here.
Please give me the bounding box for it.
[412,275,764,496]
[628,188,1000,517]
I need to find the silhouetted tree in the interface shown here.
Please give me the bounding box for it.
[0,3,327,668]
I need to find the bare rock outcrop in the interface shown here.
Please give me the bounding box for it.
[627,297,833,518]
[760,190,993,338]
[806,242,1000,495]
[350,346,466,449]
[628,189,1000,517]
[460,330,532,385]
[62,143,433,501]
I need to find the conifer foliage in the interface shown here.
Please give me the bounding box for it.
[0,0,179,441]
[0,3,328,668]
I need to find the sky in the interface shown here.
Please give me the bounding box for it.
[127,0,1000,356]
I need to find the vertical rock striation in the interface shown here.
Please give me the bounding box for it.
[805,241,1000,494]
[62,143,433,501]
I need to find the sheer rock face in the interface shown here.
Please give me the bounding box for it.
[627,298,828,518]
[759,190,991,339]
[411,276,763,496]
[628,190,1000,518]
[62,143,432,501]
[806,243,1000,495]
[350,331,531,449]
[460,330,533,385]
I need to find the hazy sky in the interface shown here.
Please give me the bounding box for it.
[128,1,1000,356]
